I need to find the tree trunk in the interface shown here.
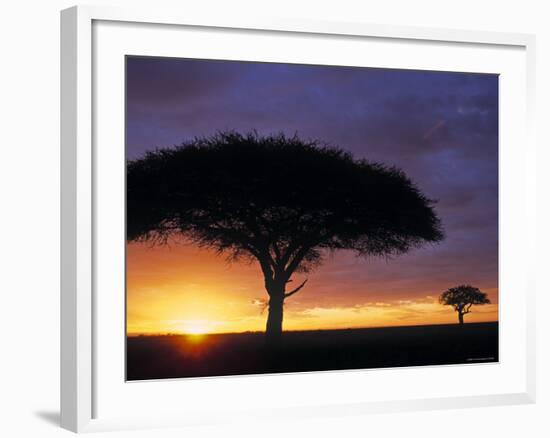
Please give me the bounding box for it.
[265,293,284,347]
[458,312,464,325]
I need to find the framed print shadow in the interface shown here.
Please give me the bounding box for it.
[61,5,536,433]
[125,57,499,381]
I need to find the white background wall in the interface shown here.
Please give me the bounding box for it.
[0,1,547,437]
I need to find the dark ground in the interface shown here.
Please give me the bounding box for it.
[126,322,498,381]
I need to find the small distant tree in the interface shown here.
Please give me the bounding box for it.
[439,285,490,325]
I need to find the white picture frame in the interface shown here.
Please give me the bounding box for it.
[61,4,537,433]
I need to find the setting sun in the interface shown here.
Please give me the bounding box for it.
[181,320,213,335]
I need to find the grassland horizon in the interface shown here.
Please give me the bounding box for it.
[127,319,499,337]
[126,322,499,380]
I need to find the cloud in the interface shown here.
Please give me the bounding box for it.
[283,297,497,329]
[423,119,447,140]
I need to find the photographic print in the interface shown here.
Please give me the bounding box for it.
[125,56,498,381]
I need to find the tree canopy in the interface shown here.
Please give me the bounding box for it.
[128,132,443,269]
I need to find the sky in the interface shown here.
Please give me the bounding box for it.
[126,56,499,335]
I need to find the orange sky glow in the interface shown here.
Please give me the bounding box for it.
[127,240,498,335]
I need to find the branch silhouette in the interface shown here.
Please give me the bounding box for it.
[284,279,308,299]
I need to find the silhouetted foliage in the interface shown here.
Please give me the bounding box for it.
[439,285,490,325]
[127,132,444,345]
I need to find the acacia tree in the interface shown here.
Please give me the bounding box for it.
[127,132,444,346]
[439,285,490,325]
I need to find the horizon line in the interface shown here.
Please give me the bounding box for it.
[127,319,499,337]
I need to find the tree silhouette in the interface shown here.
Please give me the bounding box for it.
[127,132,444,346]
[439,285,490,325]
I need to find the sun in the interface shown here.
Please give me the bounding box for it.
[182,320,210,335]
